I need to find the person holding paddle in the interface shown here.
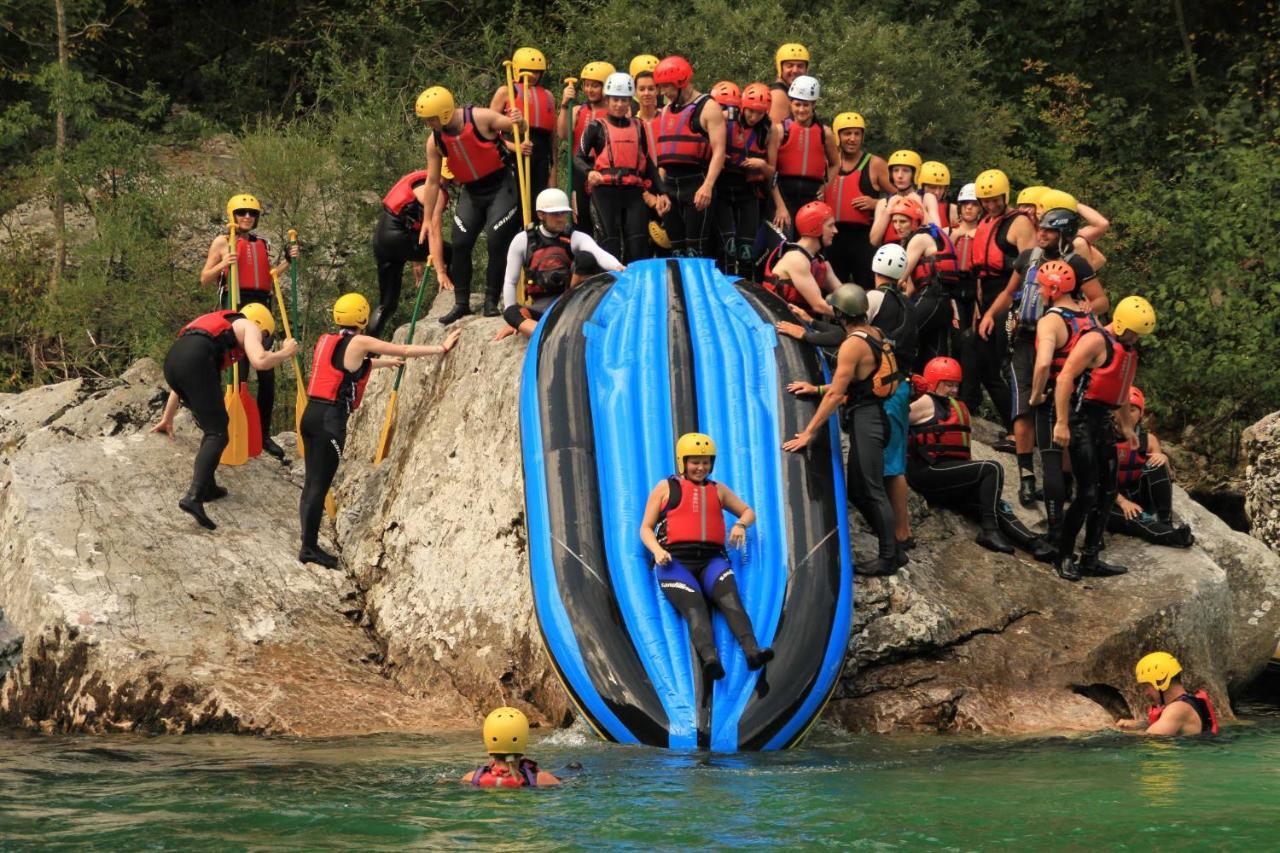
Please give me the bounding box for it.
[152,303,297,530]
[298,293,461,569]
[199,193,299,460]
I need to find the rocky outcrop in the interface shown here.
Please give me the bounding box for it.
[1245,410,1280,552]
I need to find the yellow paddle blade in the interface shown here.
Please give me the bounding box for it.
[324,490,336,518]
[373,389,398,465]
[294,388,307,458]
[221,377,249,466]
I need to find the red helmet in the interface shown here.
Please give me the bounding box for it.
[1036,259,1077,303]
[741,82,771,112]
[1129,385,1145,411]
[711,80,741,108]
[795,201,834,238]
[922,356,963,392]
[654,56,693,88]
[888,195,925,230]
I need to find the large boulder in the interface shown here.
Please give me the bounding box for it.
[1245,410,1280,552]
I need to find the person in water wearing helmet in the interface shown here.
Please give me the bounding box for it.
[299,293,460,568]
[152,304,298,530]
[462,707,562,787]
[1115,652,1219,736]
[640,433,775,680]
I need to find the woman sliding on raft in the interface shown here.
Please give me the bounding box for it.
[640,433,774,681]
[462,707,561,787]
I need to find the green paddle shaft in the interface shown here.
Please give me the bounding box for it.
[391,263,433,392]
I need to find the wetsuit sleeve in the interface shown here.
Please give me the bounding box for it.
[503,231,528,309]
[569,230,622,270]
[1069,254,1097,285]
[802,319,846,348]
[574,121,603,175]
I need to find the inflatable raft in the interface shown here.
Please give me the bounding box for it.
[520,258,852,751]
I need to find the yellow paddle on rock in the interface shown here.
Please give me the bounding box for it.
[270,269,307,458]
[504,60,534,305]
[373,262,432,465]
[220,219,250,466]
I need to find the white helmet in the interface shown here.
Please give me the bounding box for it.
[871,243,908,279]
[787,75,820,102]
[603,72,635,98]
[535,188,573,214]
[956,182,978,203]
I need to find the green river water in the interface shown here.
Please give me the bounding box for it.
[2,710,1279,850]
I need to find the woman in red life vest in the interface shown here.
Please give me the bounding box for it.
[640,433,775,680]
[490,47,559,195]
[893,195,961,373]
[772,75,838,239]
[462,707,561,788]
[1050,295,1157,582]
[869,150,924,248]
[558,61,615,236]
[762,201,841,317]
[716,81,779,277]
[823,111,891,288]
[298,293,461,569]
[575,72,666,262]
[151,303,297,530]
[917,161,952,229]
[199,193,300,460]
[1106,386,1194,547]
[1116,652,1219,735]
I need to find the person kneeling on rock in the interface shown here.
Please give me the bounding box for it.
[462,707,561,787]
[905,357,1056,562]
[1115,651,1219,736]
[152,303,298,530]
[640,433,775,680]
[299,293,460,569]
[1106,386,1194,548]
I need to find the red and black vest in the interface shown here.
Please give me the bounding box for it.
[180,310,244,369]
[438,107,507,184]
[573,103,609,153]
[659,476,726,549]
[909,394,972,463]
[307,330,373,411]
[951,230,974,273]
[1045,307,1098,384]
[471,758,540,788]
[1079,329,1138,409]
[776,119,825,181]
[971,208,1032,280]
[824,153,874,225]
[219,233,272,293]
[523,227,574,298]
[763,243,828,309]
[513,83,556,132]
[655,95,711,169]
[931,196,950,230]
[905,224,960,288]
[725,118,768,182]
[1116,426,1150,488]
[382,170,428,232]
[1148,690,1219,735]
[591,119,647,187]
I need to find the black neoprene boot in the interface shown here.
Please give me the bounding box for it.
[1027,536,1057,563]
[201,483,228,501]
[976,526,1014,554]
[261,436,286,461]
[1018,476,1041,508]
[439,303,472,325]
[179,490,216,530]
[298,545,340,570]
[1054,553,1081,582]
[859,557,897,577]
[1078,551,1128,576]
[482,295,500,317]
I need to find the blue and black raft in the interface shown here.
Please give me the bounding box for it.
[519,258,852,751]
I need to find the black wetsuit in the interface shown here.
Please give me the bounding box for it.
[1059,399,1120,559]
[219,288,274,439]
[439,149,521,315]
[368,180,452,338]
[657,96,716,257]
[575,115,661,262]
[1106,429,1193,547]
[163,331,234,497]
[842,332,898,565]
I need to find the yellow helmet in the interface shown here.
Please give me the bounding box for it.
[832,112,866,133]
[512,47,546,75]
[974,168,1010,203]
[483,706,529,755]
[775,43,810,78]
[1015,185,1048,208]
[648,220,672,249]
[1135,651,1182,691]
[1037,188,1079,216]
[239,302,275,336]
[887,150,922,175]
[581,62,616,84]
[1112,295,1156,337]
[917,160,950,188]
[415,86,455,123]
[333,292,371,329]
[226,193,262,219]
[675,432,716,473]
[630,54,660,78]
[440,157,454,182]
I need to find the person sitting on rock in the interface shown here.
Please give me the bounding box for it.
[462,707,561,787]
[640,432,775,680]
[1107,386,1194,548]
[1115,651,1219,736]
[151,303,297,530]
[905,357,1056,561]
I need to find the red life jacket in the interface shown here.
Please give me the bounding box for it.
[471,758,540,788]
[1046,307,1098,384]
[1080,329,1138,409]
[776,119,826,180]
[438,107,507,184]
[180,310,245,369]
[382,170,429,231]
[1147,689,1220,735]
[725,118,768,182]
[909,394,972,463]
[655,95,711,169]
[971,208,1032,280]
[307,330,373,411]
[824,153,874,225]
[952,230,974,273]
[932,197,950,230]
[219,233,272,293]
[659,476,726,548]
[591,119,647,188]
[1116,426,1149,488]
[573,103,609,153]
[762,243,828,309]
[513,83,556,132]
[524,227,574,298]
[905,224,960,288]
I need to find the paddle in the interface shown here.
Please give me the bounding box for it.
[505,61,534,305]
[270,269,307,459]
[564,76,578,229]
[220,219,249,466]
[373,262,432,465]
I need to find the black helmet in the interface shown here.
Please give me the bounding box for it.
[1038,207,1080,243]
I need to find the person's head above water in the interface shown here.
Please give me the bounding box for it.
[483,706,528,757]
[675,432,716,480]
[1134,650,1183,700]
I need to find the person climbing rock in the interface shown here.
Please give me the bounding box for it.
[560,61,615,235]
[299,293,460,568]
[152,303,297,530]
[772,75,837,239]
[1115,652,1219,735]
[498,188,624,339]
[415,86,525,323]
[490,47,559,194]
[769,42,810,123]
[1107,386,1194,547]
[462,707,562,786]
[761,200,840,317]
[640,433,776,680]
[823,111,891,287]
[200,193,299,460]
[784,284,902,575]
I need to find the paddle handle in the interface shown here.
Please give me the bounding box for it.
[271,270,307,390]
[287,228,300,335]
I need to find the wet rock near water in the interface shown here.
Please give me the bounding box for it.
[1245,410,1280,553]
